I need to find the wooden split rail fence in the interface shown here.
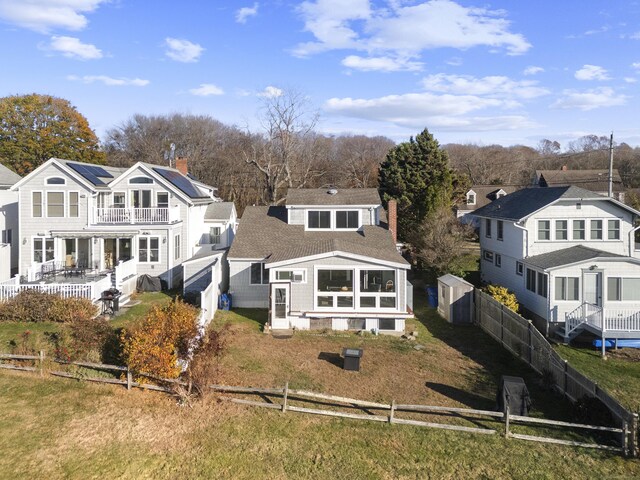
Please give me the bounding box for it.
[0,352,633,456]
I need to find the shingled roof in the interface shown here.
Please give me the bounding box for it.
[205,202,235,220]
[525,245,630,270]
[285,188,381,206]
[228,206,408,267]
[471,186,607,221]
[458,185,520,212]
[536,169,624,192]
[0,164,21,188]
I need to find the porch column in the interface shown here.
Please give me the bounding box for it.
[601,307,606,358]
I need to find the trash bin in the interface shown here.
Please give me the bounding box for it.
[426,286,438,308]
[342,348,363,371]
[219,293,231,310]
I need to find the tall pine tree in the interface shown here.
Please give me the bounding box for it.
[379,128,454,242]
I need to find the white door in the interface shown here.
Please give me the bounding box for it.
[271,283,290,329]
[584,272,602,307]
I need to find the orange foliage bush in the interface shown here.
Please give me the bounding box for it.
[121,299,199,379]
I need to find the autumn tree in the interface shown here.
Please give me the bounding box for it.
[379,128,454,242]
[0,94,104,175]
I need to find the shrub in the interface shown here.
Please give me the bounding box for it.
[182,324,229,399]
[50,316,115,362]
[485,284,519,313]
[121,299,199,379]
[0,290,96,323]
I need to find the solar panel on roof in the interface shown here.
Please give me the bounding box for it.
[153,167,207,199]
[67,163,114,186]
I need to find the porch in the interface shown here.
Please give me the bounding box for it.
[92,207,180,225]
[564,303,640,342]
[0,274,113,303]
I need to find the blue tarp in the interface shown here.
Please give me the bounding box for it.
[593,339,640,349]
[426,286,438,308]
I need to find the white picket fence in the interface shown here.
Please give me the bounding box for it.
[0,275,112,303]
[115,257,137,286]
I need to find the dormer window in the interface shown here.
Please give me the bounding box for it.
[495,189,506,199]
[46,177,65,185]
[336,211,359,229]
[466,192,476,205]
[308,211,331,229]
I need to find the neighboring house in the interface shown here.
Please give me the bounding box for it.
[456,185,520,226]
[9,157,235,297]
[534,167,625,202]
[473,185,640,344]
[227,188,412,333]
[0,164,21,281]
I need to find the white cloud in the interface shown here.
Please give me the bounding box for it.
[575,64,611,81]
[257,86,283,98]
[67,75,149,87]
[421,74,549,99]
[632,62,640,70]
[164,37,204,63]
[631,31,640,40]
[624,77,637,84]
[341,55,423,72]
[294,0,530,58]
[45,36,102,60]
[236,3,259,24]
[446,56,463,66]
[0,0,107,33]
[189,83,224,96]
[523,66,544,76]
[552,87,628,111]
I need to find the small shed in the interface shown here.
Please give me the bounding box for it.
[437,274,474,324]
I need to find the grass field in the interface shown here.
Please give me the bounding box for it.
[1,290,640,478]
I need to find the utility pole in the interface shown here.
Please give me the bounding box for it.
[608,132,614,198]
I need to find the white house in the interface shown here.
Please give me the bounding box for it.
[228,188,412,333]
[5,157,236,303]
[0,164,21,281]
[473,185,640,344]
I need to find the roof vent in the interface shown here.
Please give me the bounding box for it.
[327,188,338,195]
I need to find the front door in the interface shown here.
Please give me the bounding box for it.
[270,283,290,329]
[584,272,602,307]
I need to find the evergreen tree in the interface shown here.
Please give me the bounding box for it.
[379,128,453,242]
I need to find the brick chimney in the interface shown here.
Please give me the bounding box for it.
[387,199,397,244]
[176,157,188,175]
[561,165,568,171]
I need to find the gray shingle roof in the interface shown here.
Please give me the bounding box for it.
[537,169,624,192]
[285,188,381,206]
[525,245,627,270]
[0,164,22,187]
[457,185,521,212]
[228,206,408,266]
[205,202,235,220]
[471,186,605,221]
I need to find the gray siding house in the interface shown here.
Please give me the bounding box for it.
[228,188,412,333]
[0,164,21,281]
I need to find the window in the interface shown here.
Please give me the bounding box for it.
[113,192,125,208]
[33,238,54,263]
[573,220,585,240]
[555,277,579,301]
[46,177,65,185]
[275,270,306,283]
[608,219,620,240]
[308,210,331,229]
[317,269,353,308]
[555,220,568,240]
[360,270,395,292]
[379,319,396,330]
[485,219,492,238]
[129,177,153,184]
[209,226,221,244]
[174,234,180,260]
[537,271,548,298]
[516,261,524,276]
[157,192,169,209]
[69,192,79,217]
[32,192,42,217]
[526,268,536,292]
[47,192,65,217]
[497,220,503,241]
[495,254,502,267]
[359,297,376,308]
[250,262,268,284]
[1,229,12,245]
[607,277,640,301]
[139,237,159,263]
[380,297,396,308]
[590,220,603,240]
[483,250,494,262]
[336,210,359,229]
[467,193,476,205]
[537,220,550,240]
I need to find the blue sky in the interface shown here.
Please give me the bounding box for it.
[1,0,639,149]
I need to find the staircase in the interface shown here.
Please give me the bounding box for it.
[554,323,585,343]
[558,303,603,344]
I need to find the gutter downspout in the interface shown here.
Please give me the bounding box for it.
[513,221,528,258]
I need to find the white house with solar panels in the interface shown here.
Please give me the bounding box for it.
[2,157,236,307]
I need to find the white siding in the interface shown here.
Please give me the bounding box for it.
[0,189,18,275]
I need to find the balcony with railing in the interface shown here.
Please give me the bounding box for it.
[93,207,180,225]
[565,303,640,339]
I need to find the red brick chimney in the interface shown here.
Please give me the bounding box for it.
[176,157,188,175]
[387,199,397,243]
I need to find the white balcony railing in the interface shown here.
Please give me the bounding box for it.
[565,303,640,334]
[94,207,178,224]
[115,257,137,286]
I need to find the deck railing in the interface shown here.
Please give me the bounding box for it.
[0,275,113,303]
[115,257,137,286]
[94,207,178,224]
[565,303,640,333]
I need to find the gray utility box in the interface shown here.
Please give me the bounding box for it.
[437,274,474,324]
[342,348,363,371]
